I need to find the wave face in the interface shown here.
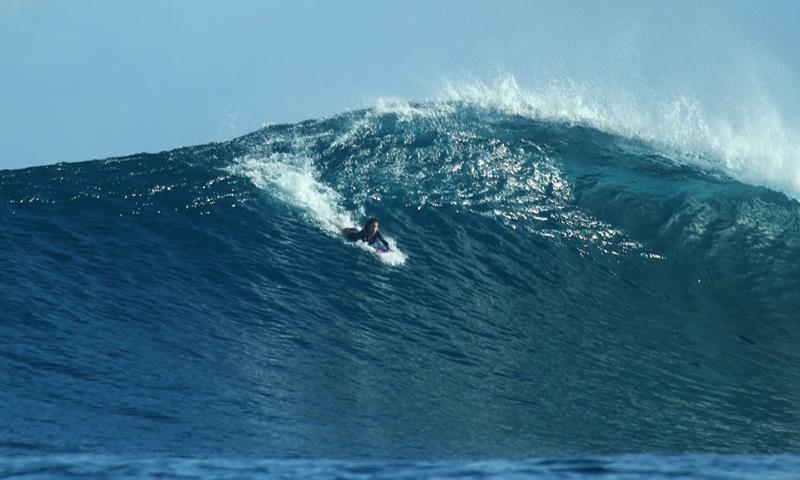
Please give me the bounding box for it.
[2,102,800,459]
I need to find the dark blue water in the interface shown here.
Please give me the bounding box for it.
[2,102,799,477]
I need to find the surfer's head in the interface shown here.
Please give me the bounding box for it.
[364,217,379,238]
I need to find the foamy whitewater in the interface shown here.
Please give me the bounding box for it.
[2,84,799,478]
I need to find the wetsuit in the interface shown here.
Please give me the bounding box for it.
[342,228,390,249]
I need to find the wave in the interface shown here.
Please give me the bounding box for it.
[1,98,799,458]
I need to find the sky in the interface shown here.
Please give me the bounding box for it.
[1,0,798,170]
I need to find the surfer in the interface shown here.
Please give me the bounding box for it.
[342,217,392,251]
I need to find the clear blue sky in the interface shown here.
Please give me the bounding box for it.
[1,0,798,169]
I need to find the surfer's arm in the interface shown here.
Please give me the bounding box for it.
[376,232,391,250]
[342,228,360,242]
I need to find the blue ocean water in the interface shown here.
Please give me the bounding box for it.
[2,99,799,477]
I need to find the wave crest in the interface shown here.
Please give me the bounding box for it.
[421,77,800,199]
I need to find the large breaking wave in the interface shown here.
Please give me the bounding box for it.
[2,90,799,461]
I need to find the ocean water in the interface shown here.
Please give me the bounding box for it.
[2,97,799,478]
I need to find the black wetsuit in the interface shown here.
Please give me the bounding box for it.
[343,228,390,249]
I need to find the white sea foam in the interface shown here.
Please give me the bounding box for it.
[353,238,408,266]
[229,153,352,234]
[228,153,407,266]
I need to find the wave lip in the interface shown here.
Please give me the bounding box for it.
[430,76,800,200]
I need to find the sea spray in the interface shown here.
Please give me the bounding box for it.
[435,76,800,198]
